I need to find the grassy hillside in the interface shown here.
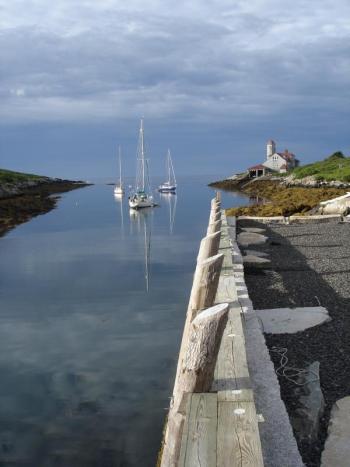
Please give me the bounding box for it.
[0,168,47,184]
[291,152,350,182]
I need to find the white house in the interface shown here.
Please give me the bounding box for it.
[248,140,299,177]
[263,140,299,173]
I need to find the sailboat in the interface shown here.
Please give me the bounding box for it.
[114,146,124,196]
[158,149,176,193]
[129,119,155,209]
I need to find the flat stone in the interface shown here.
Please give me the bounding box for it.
[256,306,330,334]
[237,232,268,247]
[243,255,271,268]
[321,397,350,467]
[241,227,266,234]
[244,249,269,258]
[291,361,325,444]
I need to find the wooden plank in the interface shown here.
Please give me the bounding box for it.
[214,308,251,393]
[217,401,264,467]
[179,393,218,467]
[215,275,238,303]
[178,395,193,466]
[218,388,254,403]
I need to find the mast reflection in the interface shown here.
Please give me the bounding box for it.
[129,208,152,292]
[159,192,177,234]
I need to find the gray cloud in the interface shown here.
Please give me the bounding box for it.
[1,0,349,125]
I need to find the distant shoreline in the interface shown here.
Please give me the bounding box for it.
[209,175,349,217]
[0,176,91,237]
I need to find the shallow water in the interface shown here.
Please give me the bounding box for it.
[0,176,248,467]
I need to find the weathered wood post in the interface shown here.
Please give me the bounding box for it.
[211,198,221,212]
[209,209,221,224]
[161,303,229,467]
[207,218,222,235]
[187,253,224,322]
[173,253,224,405]
[197,231,221,263]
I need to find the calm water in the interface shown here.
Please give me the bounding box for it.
[0,176,248,467]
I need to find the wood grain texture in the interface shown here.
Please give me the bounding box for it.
[173,303,229,413]
[217,401,264,467]
[215,276,238,303]
[179,393,218,467]
[188,254,224,321]
[197,231,221,263]
[209,210,222,224]
[213,307,251,393]
[207,219,222,235]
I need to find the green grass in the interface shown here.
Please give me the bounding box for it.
[0,168,47,184]
[291,152,350,182]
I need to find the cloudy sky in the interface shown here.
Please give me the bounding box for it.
[1,0,349,179]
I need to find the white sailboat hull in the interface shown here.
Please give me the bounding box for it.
[158,150,177,193]
[158,184,176,193]
[129,194,154,209]
[114,185,124,195]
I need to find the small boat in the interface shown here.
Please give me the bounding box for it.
[114,146,124,195]
[129,119,155,209]
[158,149,177,193]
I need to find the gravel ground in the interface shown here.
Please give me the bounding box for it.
[238,219,350,467]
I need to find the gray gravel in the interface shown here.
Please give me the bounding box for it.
[238,219,350,467]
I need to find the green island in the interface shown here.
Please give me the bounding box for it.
[0,168,90,236]
[210,152,350,217]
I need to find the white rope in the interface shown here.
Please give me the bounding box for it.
[270,347,319,386]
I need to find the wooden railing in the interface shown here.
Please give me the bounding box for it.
[160,194,264,467]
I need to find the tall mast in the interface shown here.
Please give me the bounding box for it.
[119,145,122,187]
[169,150,176,185]
[140,118,145,191]
[167,149,171,183]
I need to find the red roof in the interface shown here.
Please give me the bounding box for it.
[277,150,296,161]
[248,164,266,170]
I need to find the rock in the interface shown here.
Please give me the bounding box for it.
[321,397,350,467]
[317,192,350,215]
[237,232,268,247]
[241,227,266,234]
[290,361,325,445]
[244,249,269,258]
[256,306,330,334]
[243,255,271,268]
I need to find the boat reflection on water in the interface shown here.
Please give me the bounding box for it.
[159,192,177,234]
[129,208,152,292]
[114,192,125,232]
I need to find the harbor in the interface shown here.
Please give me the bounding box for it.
[0,177,250,466]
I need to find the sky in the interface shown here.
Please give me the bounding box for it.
[0,0,349,179]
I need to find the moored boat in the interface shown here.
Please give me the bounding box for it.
[158,149,177,193]
[129,119,155,209]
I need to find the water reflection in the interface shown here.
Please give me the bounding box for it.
[159,193,177,234]
[249,195,266,206]
[129,209,152,292]
[114,193,125,232]
[0,179,252,467]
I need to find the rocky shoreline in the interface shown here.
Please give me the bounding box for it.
[210,175,349,217]
[0,178,91,237]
